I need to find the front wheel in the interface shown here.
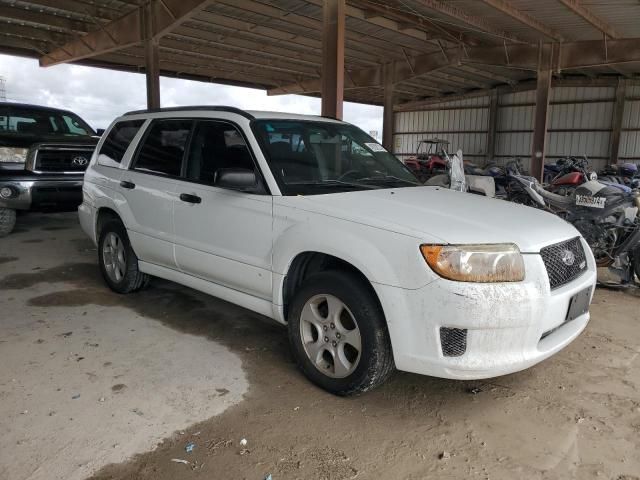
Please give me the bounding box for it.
[287,271,395,396]
[0,208,16,237]
[98,219,149,294]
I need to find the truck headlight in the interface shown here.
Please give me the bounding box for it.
[0,147,28,163]
[420,244,525,282]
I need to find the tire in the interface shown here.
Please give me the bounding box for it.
[634,250,640,282]
[98,219,149,294]
[0,208,16,237]
[287,271,395,396]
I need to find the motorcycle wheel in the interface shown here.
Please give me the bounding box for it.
[634,251,640,281]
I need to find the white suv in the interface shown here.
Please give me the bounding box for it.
[79,106,597,395]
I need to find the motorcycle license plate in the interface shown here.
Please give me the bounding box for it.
[565,287,592,324]
[575,195,606,208]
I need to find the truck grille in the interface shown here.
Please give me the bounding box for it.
[33,146,94,173]
[540,237,587,290]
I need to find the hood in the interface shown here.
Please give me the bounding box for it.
[289,186,580,253]
[0,132,99,148]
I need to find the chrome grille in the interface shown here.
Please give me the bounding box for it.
[33,146,94,173]
[540,237,587,290]
[440,327,467,357]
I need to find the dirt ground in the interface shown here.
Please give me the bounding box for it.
[2,212,640,480]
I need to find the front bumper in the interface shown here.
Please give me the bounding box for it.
[0,176,83,211]
[375,239,597,380]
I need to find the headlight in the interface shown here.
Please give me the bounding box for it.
[0,147,28,163]
[420,244,525,282]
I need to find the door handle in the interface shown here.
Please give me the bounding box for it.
[180,193,202,204]
[120,180,135,189]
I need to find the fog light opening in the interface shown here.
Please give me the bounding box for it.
[440,327,468,357]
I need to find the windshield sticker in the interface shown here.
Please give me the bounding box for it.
[575,195,606,209]
[365,142,387,153]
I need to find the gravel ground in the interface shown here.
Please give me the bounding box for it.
[1,212,639,480]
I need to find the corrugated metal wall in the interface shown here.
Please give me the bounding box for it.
[621,84,640,160]
[394,85,640,173]
[393,96,489,161]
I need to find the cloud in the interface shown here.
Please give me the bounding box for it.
[0,54,382,138]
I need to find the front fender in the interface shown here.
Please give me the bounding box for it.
[272,212,439,291]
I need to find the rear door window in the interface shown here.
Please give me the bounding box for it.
[132,119,192,177]
[98,120,145,167]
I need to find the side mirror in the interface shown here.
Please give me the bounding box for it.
[215,168,259,192]
[95,128,105,136]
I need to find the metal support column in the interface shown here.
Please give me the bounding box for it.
[531,44,553,182]
[486,89,499,162]
[610,77,627,164]
[321,0,345,119]
[382,62,395,151]
[143,3,160,109]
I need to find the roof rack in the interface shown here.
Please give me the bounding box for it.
[123,105,255,120]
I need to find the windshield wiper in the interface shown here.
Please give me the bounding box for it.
[356,175,421,186]
[286,179,380,189]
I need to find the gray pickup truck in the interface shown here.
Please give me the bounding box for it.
[0,102,99,236]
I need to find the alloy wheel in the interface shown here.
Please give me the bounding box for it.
[299,294,362,378]
[102,232,126,283]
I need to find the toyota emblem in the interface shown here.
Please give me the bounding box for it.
[560,249,576,266]
[72,156,89,166]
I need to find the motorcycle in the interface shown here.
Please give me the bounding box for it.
[598,162,640,189]
[546,156,597,196]
[509,172,640,284]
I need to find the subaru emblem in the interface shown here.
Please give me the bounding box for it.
[560,249,576,266]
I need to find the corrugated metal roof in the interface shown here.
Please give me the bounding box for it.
[0,0,639,106]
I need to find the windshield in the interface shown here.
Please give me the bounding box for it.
[0,106,95,136]
[252,119,420,195]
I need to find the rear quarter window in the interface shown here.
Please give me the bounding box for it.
[131,119,192,177]
[98,120,145,167]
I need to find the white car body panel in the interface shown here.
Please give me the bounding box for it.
[117,170,177,269]
[292,187,579,253]
[78,108,598,381]
[172,178,273,301]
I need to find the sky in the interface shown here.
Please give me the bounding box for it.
[0,54,383,138]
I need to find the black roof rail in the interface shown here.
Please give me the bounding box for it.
[123,105,255,120]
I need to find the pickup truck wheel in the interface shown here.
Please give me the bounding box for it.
[98,220,149,294]
[0,208,16,237]
[288,271,394,396]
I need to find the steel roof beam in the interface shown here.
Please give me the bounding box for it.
[159,37,319,77]
[191,10,389,65]
[412,0,527,44]
[210,0,433,58]
[19,0,123,22]
[0,5,90,32]
[394,77,622,111]
[557,0,619,39]
[480,0,564,42]
[350,0,477,46]
[39,0,212,67]
[269,37,640,95]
